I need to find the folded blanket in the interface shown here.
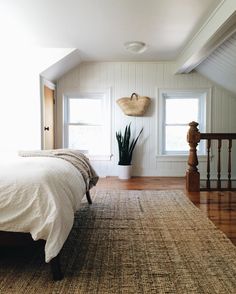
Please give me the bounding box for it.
[19,149,99,191]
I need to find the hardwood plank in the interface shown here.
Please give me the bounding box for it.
[94,177,236,246]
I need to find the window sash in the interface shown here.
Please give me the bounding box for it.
[159,90,208,156]
[63,90,111,158]
[68,97,103,125]
[67,124,108,155]
[164,97,199,125]
[164,125,190,154]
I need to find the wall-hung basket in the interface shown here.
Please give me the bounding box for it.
[116,93,151,116]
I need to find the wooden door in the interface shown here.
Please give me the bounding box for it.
[43,86,55,149]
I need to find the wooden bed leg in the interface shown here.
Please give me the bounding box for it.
[86,191,92,204]
[50,254,63,281]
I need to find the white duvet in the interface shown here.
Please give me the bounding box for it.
[0,154,86,262]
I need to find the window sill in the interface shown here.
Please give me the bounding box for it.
[156,155,208,162]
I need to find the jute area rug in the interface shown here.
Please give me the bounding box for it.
[1,190,236,294]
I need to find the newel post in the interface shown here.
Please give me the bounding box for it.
[186,121,201,192]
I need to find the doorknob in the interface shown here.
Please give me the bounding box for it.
[44,126,50,131]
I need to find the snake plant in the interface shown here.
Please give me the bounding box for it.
[116,123,143,165]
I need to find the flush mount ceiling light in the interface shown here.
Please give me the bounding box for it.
[124,41,147,54]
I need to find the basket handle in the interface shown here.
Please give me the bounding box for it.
[130,93,138,100]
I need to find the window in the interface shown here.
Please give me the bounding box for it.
[159,90,210,156]
[63,90,111,159]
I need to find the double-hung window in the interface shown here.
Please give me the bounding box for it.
[64,90,111,159]
[159,90,210,156]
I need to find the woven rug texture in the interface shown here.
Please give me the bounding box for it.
[1,190,236,294]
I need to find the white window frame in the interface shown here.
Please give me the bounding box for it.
[63,89,112,161]
[157,88,211,159]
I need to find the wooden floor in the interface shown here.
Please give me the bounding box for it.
[95,177,236,246]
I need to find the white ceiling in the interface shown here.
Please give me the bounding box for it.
[1,0,222,61]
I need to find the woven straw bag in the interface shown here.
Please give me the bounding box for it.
[116,93,151,116]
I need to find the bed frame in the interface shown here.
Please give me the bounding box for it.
[0,191,92,281]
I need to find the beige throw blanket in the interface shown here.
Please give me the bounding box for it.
[19,149,99,191]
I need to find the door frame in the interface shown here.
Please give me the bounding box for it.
[40,76,56,150]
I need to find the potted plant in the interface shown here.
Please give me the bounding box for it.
[116,123,143,179]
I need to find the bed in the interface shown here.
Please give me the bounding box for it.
[0,149,98,280]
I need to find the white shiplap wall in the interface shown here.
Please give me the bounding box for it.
[56,61,236,178]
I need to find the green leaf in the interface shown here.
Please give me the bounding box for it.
[115,124,143,165]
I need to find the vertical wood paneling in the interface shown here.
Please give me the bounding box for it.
[57,61,236,177]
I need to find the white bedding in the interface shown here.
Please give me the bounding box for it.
[0,154,86,262]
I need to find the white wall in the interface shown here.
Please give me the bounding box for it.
[57,61,236,178]
[0,48,74,152]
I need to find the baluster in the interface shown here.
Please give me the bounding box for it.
[217,139,222,190]
[206,139,211,190]
[186,121,201,192]
[228,139,232,190]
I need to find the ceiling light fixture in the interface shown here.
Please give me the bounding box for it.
[124,41,147,54]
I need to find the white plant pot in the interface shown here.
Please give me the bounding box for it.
[118,165,132,180]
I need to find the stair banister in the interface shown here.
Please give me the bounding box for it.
[186,121,201,192]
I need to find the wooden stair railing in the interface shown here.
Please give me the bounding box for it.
[186,121,236,192]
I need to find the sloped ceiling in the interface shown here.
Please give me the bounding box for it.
[40,49,81,83]
[196,32,236,94]
[1,0,221,61]
[6,0,234,86]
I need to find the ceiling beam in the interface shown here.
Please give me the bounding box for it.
[174,0,236,74]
